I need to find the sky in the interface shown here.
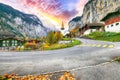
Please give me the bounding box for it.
[0,0,88,29]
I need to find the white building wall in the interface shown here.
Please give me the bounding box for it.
[105,22,120,32]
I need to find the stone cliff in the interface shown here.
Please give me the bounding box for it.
[69,0,120,31]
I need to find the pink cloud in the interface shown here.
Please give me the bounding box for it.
[76,0,88,15]
[21,0,80,21]
[0,0,88,25]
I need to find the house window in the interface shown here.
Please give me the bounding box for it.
[111,25,113,27]
[2,41,6,47]
[116,23,119,26]
[107,26,109,28]
[6,40,9,46]
[12,40,15,46]
[15,40,18,46]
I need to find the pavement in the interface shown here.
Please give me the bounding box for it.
[0,38,120,80]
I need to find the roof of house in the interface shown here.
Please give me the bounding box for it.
[0,30,24,41]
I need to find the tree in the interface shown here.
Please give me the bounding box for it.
[54,31,63,43]
[46,31,55,45]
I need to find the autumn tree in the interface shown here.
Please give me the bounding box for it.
[54,31,63,43]
[46,31,55,45]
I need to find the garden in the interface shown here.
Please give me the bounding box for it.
[15,31,81,51]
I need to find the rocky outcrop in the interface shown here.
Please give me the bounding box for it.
[69,0,120,31]
[68,16,81,31]
[0,3,47,38]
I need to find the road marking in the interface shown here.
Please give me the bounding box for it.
[84,44,88,46]
[86,44,91,46]
[80,44,88,46]
[102,44,107,48]
[108,45,114,48]
[96,44,101,47]
[79,44,84,46]
[79,44,114,48]
[80,44,84,46]
[42,60,115,75]
[92,44,97,47]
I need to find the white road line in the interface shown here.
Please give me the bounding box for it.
[42,60,115,75]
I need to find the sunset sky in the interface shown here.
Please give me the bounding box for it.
[0,0,88,29]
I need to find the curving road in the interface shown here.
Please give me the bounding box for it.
[0,38,120,79]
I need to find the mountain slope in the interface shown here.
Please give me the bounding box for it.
[0,3,47,38]
[68,16,81,31]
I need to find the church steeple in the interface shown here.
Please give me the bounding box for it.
[61,21,64,30]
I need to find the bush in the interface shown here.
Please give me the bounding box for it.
[114,57,120,62]
[44,39,81,50]
[14,46,24,51]
[24,42,38,50]
[46,31,63,45]
[54,31,63,43]
[39,36,46,43]
[0,76,8,80]
[43,44,65,50]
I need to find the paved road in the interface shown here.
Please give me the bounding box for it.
[0,38,120,78]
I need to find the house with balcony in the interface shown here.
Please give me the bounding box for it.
[0,24,24,50]
[101,9,120,32]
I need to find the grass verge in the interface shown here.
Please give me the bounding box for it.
[44,39,81,50]
[114,57,120,62]
[86,31,120,42]
[62,38,72,41]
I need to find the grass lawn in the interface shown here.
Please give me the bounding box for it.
[43,39,81,50]
[86,31,120,42]
[62,38,72,41]
[114,57,120,62]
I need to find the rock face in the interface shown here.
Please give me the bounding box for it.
[69,0,120,31]
[0,3,47,38]
[68,16,81,31]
